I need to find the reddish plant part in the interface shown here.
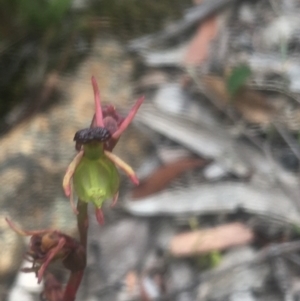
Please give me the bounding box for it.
[6,218,86,284]
[95,207,105,225]
[106,95,144,151]
[90,77,145,152]
[91,76,104,128]
[88,76,144,153]
[63,270,85,301]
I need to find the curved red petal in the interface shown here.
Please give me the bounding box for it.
[91,76,104,127]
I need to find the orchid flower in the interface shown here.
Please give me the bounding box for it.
[5,218,85,284]
[63,76,144,224]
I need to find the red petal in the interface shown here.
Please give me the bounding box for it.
[112,96,144,140]
[95,208,105,225]
[37,237,66,283]
[91,76,104,127]
[5,218,50,236]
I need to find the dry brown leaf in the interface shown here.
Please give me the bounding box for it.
[202,76,276,124]
[184,16,218,65]
[170,222,254,257]
[131,158,208,199]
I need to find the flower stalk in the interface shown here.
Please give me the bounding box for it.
[62,199,88,301]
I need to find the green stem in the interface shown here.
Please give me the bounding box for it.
[63,199,88,301]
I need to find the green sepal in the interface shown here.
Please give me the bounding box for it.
[73,149,120,208]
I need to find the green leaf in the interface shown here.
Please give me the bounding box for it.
[226,64,251,96]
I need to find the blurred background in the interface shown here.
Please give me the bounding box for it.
[2,0,300,300]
